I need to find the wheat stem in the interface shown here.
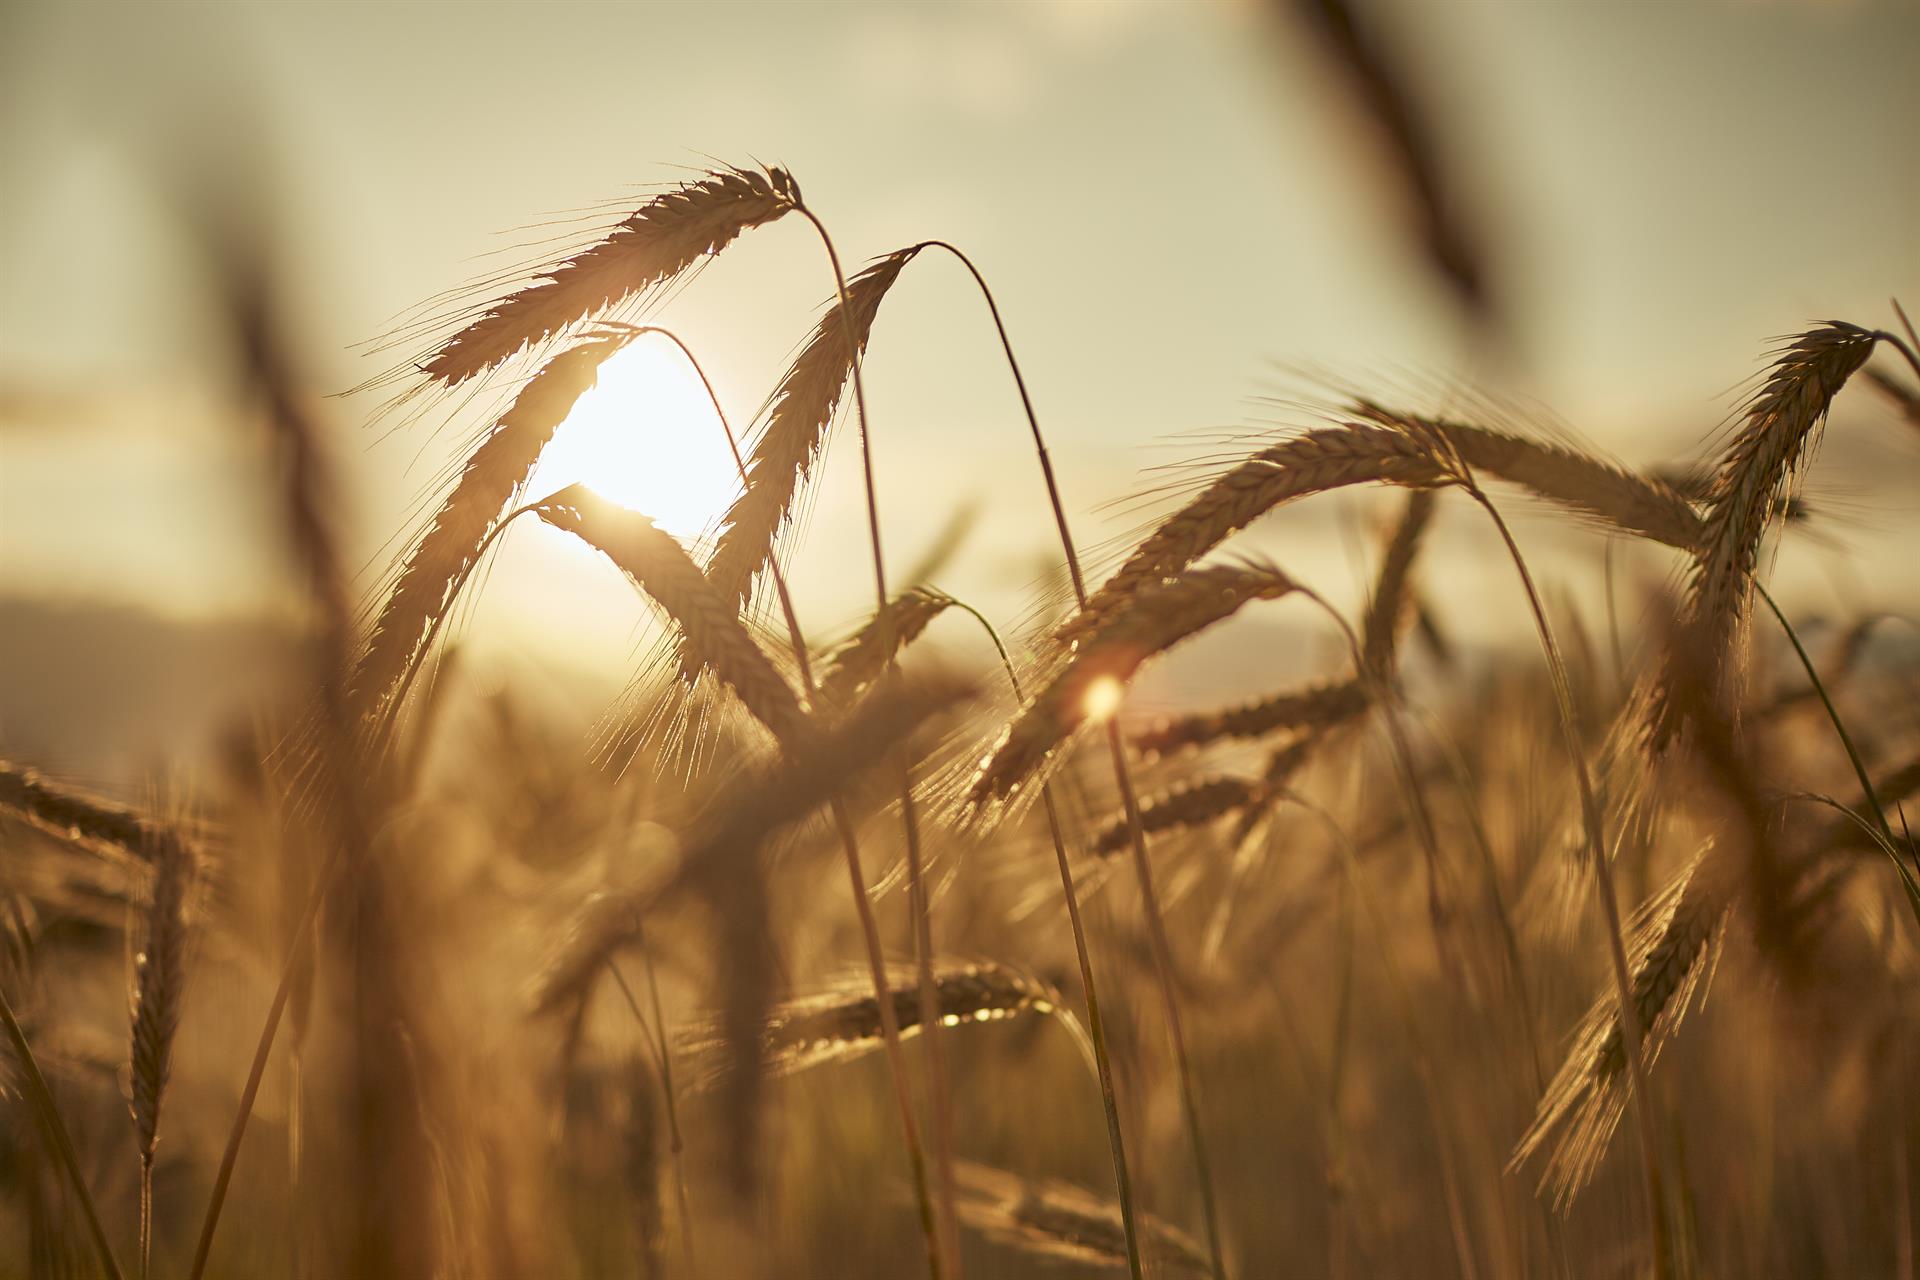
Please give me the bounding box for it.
[1,986,125,1280]
[611,951,699,1276]
[944,593,1145,1280]
[797,202,956,1280]
[1286,791,1484,1280]
[188,840,343,1280]
[1461,484,1674,1279]
[1754,584,1920,921]
[938,243,1228,1280]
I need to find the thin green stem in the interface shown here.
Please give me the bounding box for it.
[1,986,125,1280]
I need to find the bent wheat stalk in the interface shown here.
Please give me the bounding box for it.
[944,593,1145,1280]
[1404,420,1673,1276]
[0,988,125,1280]
[940,247,1230,1279]
[792,198,958,1278]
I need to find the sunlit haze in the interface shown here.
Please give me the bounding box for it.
[526,339,744,539]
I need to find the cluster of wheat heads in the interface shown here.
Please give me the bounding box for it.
[5,155,1920,1279]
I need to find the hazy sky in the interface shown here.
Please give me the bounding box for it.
[3,0,1916,691]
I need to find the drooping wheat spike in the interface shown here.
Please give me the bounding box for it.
[703,246,922,617]
[534,485,808,745]
[683,961,1062,1086]
[1349,401,1707,552]
[351,335,633,726]
[974,563,1300,808]
[1359,488,1436,676]
[130,821,195,1272]
[1645,323,1879,749]
[1085,776,1261,857]
[129,829,192,1157]
[951,1161,1212,1279]
[1512,848,1730,1206]
[1132,678,1369,757]
[0,761,194,870]
[815,586,956,708]
[1060,424,1441,646]
[419,166,799,387]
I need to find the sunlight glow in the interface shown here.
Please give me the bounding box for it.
[1082,675,1125,724]
[528,340,743,539]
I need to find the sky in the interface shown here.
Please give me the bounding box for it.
[2,0,1916,702]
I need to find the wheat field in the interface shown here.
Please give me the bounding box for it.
[3,8,1920,1274]
[3,151,1918,1277]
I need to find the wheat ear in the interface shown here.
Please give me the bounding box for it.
[971,563,1300,810]
[1513,851,1728,1206]
[533,486,808,745]
[419,165,798,386]
[951,1161,1212,1279]
[1134,678,1370,758]
[816,586,957,708]
[1350,404,1705,552]
[0,761,194,869]
[130,821,195,1276]
[353,335,634,728]
[1085,775,1262,857]
[682,961,1065,1085]
[702,246,922,616]
[1645,323,1881,750]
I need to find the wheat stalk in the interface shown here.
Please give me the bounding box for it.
[418,165,798,386]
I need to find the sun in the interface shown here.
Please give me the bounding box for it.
[527,340,744,539]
